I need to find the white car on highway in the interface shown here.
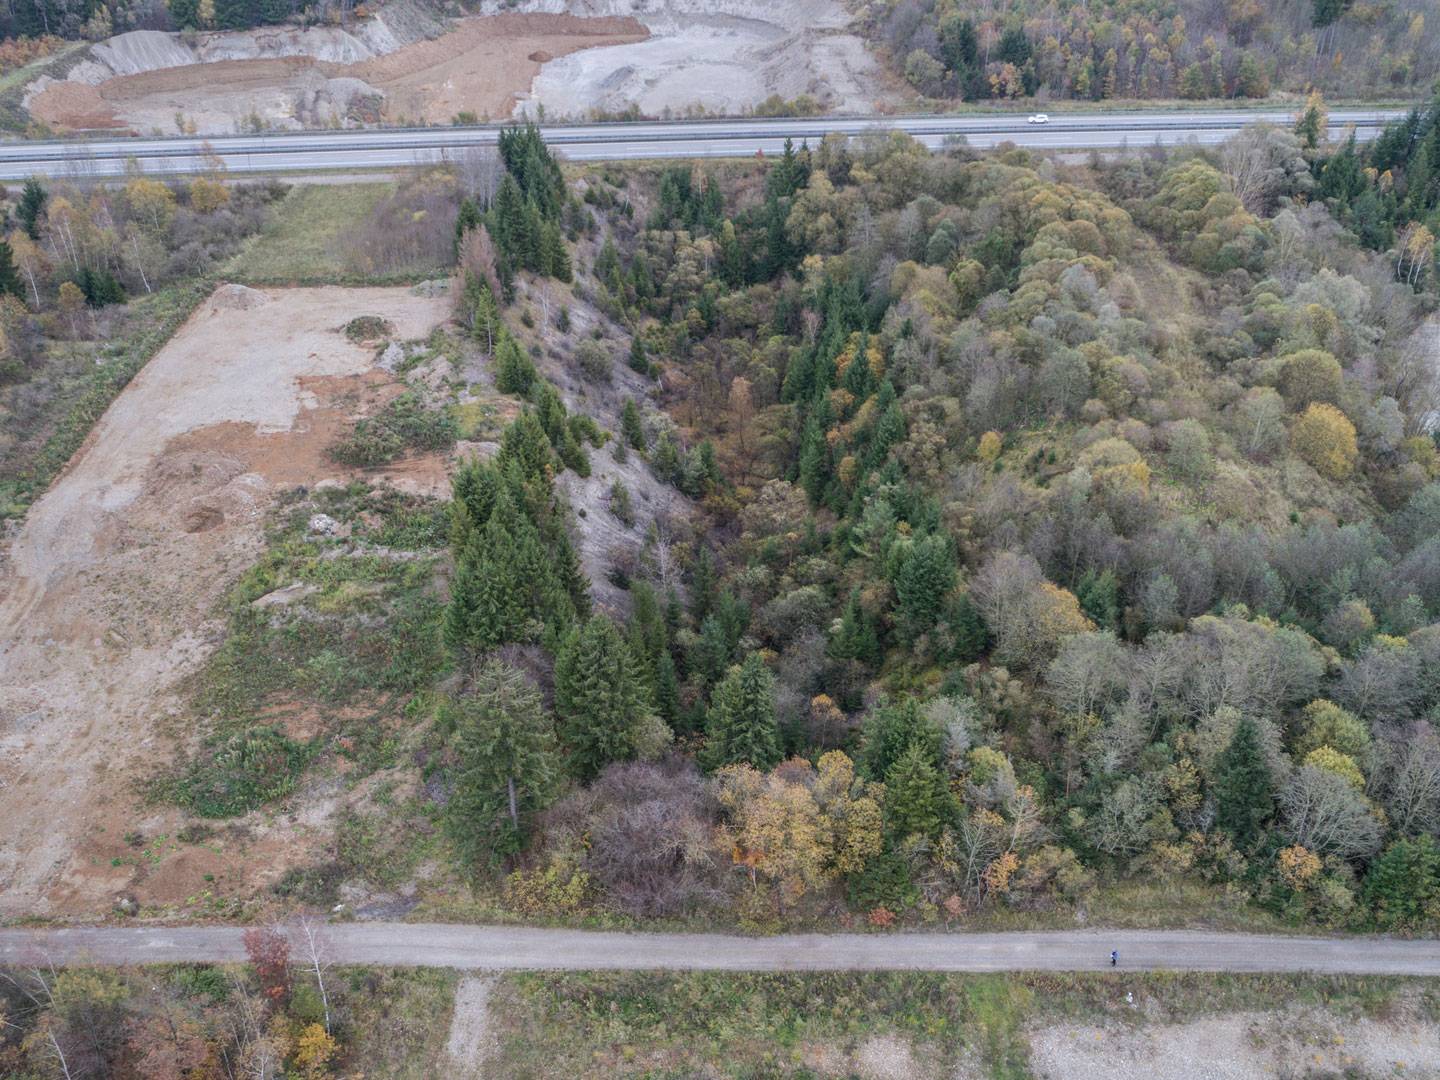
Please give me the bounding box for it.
[1027,113,1049,124]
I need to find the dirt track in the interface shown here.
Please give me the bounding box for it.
[3,926,1440,975]
[0,284,450,918]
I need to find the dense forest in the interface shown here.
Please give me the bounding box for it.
[433,103,1440,934]
[2,47,1440,1076]
[872,0,1440,101]
[4,101,1440,1080]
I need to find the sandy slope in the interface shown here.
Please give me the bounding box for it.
[0,285,449,918]
[494,0,888,117]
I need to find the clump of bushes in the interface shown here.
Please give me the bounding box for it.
[328,392,457,467]
[343,315,394,342]
[173,725,311,818]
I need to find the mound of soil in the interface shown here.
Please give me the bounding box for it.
[210,283,272,312]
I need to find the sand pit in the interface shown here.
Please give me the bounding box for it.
[499,0,886,118]
[0,284,449,918]
[28,12,648,132]
[26,0,890,132]
[348,13,648,124]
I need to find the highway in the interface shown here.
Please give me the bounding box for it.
[3,924,1440,975]
[0,108,1407,179]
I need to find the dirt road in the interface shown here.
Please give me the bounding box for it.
[2,925,1439,975]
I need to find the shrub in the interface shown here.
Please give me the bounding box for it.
[575,339,613,383]
[344,315,393,342]
[328,392,457,467]
[1290,403,1358,480]
[175,725,310,818]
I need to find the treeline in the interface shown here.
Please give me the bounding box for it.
[873,0,1438,102]
[0,171,267,382]
[456,124,573,290]
[0,928,377,1078]
[1317,88,1440,272]
[428,115,1440,932]
[0,0,341,39]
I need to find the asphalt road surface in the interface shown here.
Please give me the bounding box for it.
[0,108,1407,179]
[2,925,1438,974]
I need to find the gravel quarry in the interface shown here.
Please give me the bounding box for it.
[26,5,648,132]
[496,0,887,118]
[23,0,888,133]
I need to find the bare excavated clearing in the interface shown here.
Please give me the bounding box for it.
[497,0,887,118]
[28,13,648,132]
[0,284,450,918]
[24,0,887,133]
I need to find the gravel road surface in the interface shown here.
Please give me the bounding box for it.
[2,925,1437,974]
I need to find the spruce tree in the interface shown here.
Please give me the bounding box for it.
[491,173,526,256]
[471,282,502,355]
[1075,569,1119,630]
[498,411,553,480]
[467,540,523,649]
[797,414,829,504]
[0,241,23,300]
[446,660,558,873]
[444,545,485,653]
[628,334,651,376]
[455,196,482,249]
[653,649,680,727]
[621,398,646,450]
[540,220,571,281]
[830,589,880,666]
[691,614,732,689]
[627,582,667,671]
[892,533,955,641]
[651,431,681,482]
[1214,716,1274,849]
[494,333,536,395]
[17,179,45,241]
[883,743,952,841]
[689,546,718,624]
[554,616,651,781]
[858,698,944,782]
[1361,836,1440,930]
[945,592,989,663]
[705,652,781,770]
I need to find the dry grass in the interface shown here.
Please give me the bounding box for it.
[487,970,1436,1080]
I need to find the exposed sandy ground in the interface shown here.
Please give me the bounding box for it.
[26,0,893,132]
[348,13,647,125]
[444,975,497,1078]
[1029,1010,1440,1079]
[494,0,888,118]
[29,13,648,132]
[0,284,450,919]
[507,274,689,614]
